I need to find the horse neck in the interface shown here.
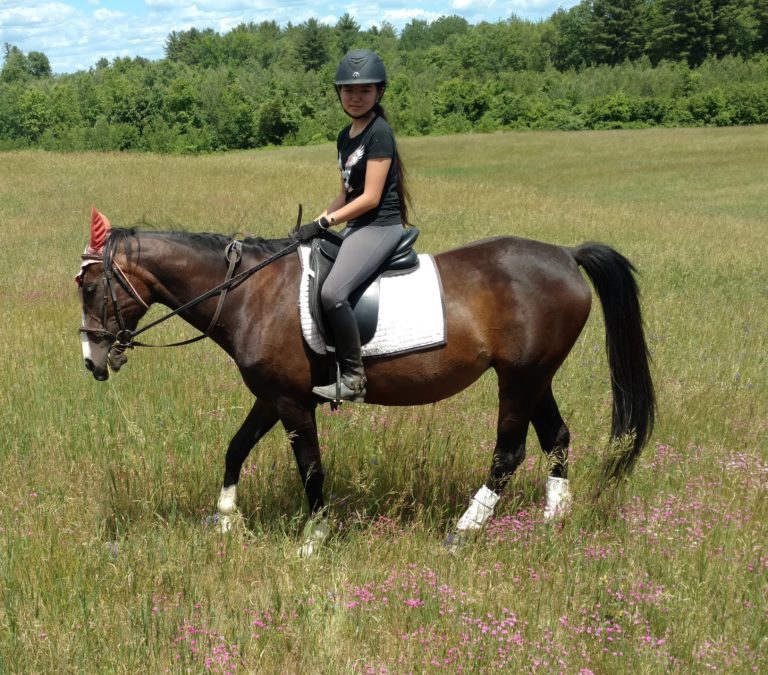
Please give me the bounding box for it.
[116,231,296,354]
[126,233,235,321]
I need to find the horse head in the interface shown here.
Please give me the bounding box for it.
[76,208,149,380]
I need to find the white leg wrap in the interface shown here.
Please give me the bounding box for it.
[217,485,237,534]
[456,485,500,532]
[544,477,572,520]
[298,517,330,558]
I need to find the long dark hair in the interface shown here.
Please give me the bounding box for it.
[374,99,413,227]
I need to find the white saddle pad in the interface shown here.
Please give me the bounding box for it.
[298,245,446,357]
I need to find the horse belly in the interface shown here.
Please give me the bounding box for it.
[364,315,493,406]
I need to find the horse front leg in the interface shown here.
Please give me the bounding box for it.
[217,398,279,533]
[275,398,328,557]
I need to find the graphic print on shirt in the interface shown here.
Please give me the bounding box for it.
[340,145,365,192]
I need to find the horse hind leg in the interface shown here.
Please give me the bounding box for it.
[531,387,573,520]
[274,398,330,557]
[445,380,530,550]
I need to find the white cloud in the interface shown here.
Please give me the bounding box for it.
[145,0,268,11]
[504,0,563,16]
[93,9,127,21]
[451,0,494,9]
[0,2,80,26]
[382,8,444,23]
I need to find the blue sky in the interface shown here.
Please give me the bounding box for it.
[0,0,578,74]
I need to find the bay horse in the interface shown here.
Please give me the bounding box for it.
[77,210,654,554]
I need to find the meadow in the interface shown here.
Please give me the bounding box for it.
[0,126,766,673]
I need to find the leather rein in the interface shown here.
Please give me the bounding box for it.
[79,233,300,351]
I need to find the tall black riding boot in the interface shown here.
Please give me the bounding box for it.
[313,301,366,402]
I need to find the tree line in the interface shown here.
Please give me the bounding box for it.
[1,1,767,153]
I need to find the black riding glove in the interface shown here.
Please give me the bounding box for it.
[291,216,330,243]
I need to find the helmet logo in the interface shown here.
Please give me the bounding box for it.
[352,71,360,79]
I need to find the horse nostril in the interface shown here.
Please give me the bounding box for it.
[85,358,95,372]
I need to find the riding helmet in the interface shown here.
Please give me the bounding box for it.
[334,49,388,87]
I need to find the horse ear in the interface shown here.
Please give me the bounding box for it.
[89,206,111,252]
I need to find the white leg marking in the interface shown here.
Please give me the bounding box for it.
[456,485,500,532]
[544,476,572,520]
[217,484,237,534]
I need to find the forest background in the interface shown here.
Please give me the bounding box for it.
[2,0,768,153]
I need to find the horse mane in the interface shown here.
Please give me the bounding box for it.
[105,226,293,262]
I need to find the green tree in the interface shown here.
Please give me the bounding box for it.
[297,18,328,71]
[27,51,52,78]
[165,28,223,67]
[2,45,30,82]
[223,24,262,65]
[649,0,715,66]
[400,19,430,51]
[334,14,360,56]
[48,81,82,137]
[429,15,470,45]
[710,0,759,57]
[164,71,202,131]
[101,61,161,132]
[366,21,398,62]
[165,29,198,62]
[199,75,255,149]
[589,0,647,65]
[755,0,768,51]
[16,88,51,141]
[454,22,533,74]
[435,78,489,123]
[255,96,299,145]
[550,5,593,70]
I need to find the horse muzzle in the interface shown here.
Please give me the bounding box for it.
[90,363,110,381]
[85,347,128,380]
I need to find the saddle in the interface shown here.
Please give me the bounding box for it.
[307,227,420,347]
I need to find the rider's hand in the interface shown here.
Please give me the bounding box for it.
[291,216,330,243]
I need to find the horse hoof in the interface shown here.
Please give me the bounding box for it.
[219,514,234,534]
[298,540,318,558]
[443,530,473,555]
[298,517,330,558]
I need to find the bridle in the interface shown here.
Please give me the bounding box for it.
[79,232,300,352]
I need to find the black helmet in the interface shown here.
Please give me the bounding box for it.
[335,49,387,87]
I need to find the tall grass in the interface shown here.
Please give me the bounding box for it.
[1,127,766,672]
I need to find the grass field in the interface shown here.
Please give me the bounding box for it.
[1,126,766,673]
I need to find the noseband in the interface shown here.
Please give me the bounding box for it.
[79,237,300,351]
[78,250,145,350]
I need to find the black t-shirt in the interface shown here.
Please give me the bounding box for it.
[337,115,401,227]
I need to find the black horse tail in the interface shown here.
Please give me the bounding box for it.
[572,243,656,479]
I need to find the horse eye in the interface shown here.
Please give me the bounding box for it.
[83,283,97,294]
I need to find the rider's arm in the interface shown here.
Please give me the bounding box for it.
[321,157,391,227]
[321,183,347,219]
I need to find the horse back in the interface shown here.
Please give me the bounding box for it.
[434,236,592,367]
